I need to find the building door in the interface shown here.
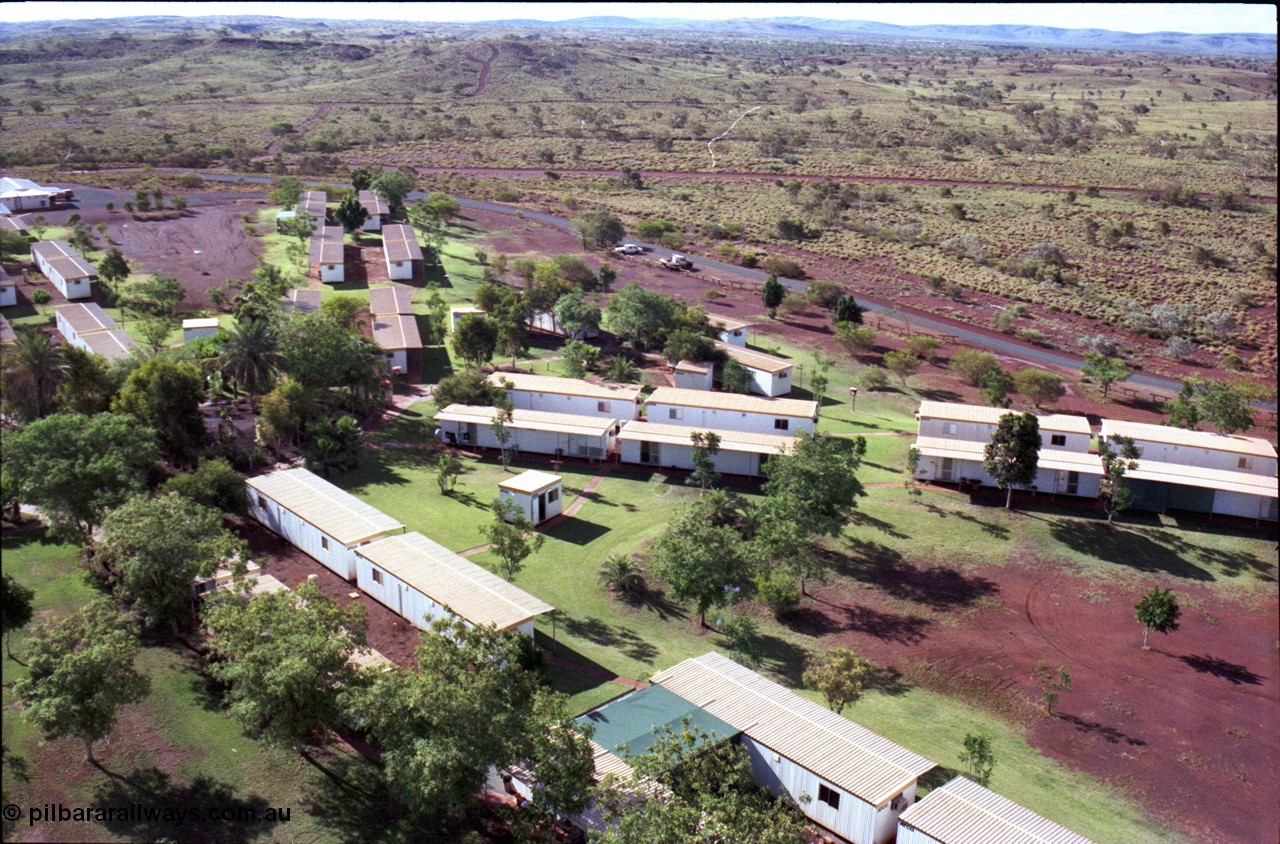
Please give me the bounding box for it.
[940,457,955,482]
[1066,471,1080,496]
[396,583,404,616]
[466,422,477,444]
[640,440,660,465]
[536,493,545,523]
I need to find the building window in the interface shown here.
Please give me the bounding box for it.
[598,401,612,413]
[817,784,841,811]
[669,408,683,420]
[257,495,267,509]
[1051,434,1066,447]
[372,568,383,585]
[774,419,789,431]
[1238,456,1254,470]
[321,536,330,551]
[945,423,958,435]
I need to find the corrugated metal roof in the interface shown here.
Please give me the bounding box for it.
[381,223,417,243]
[709,315,753,332]
[310,227,345,265]
[451,306,486,316]
[436,404,617,437]
[368,285,414,315]
[246,574,290,597]
[653,653,935,806]
[182,318,220,330]
[357,531,554,630]
[675,359,710,374]
[33,240,97,279]
[490,371,643,403]
[0,316,14,345]
[282,289,322,313]
[899,776,1096,844]
[0,216,26,234]
[358,190,390,216]
[648,387,817,419]
[300,191,327,218]
[1101,419,1276,459]
[619,421,795,456]
[349,645,397,673]
[372,313,422,351]
[498,470,562,495]
[56,302,117,334]
[715,340,793,374]
[918,402,1091,434]
[1125,459,1277,498]
[246,467,404,547]
[383,236,423,263]
[80,329,137,360]
[914,437,1102,475]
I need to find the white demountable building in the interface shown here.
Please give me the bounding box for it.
[246,467,406,580]
[182,317,221,343]
[55,302,138,360]
[714,341,793,396]
[654,653,936,844]
[897,776,1096,844]
[489,371,643,420]
[617,420,794,477]
[709,314,752,347]
[358,190,389,231]
[382,224,423,281]
[450,306,486,332]
[645,387,818,436]
[435,404,618,460]
[354,531,555,637]
[0,266,16,308]
[31,240,97,299]
[673,359,714,391]
[309,227,345,283]
[498,470,563,525]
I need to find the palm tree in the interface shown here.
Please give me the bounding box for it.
[700,489,744,528]
[219,318,281,404]
[604,355,639,383]
[2,328,66,421]
[597,554,646,598]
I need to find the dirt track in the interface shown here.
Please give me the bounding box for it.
[798,550,1279,843]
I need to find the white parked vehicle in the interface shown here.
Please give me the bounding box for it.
[613,243,643,255]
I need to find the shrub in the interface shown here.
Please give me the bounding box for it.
[1013,368,1066,407]
[836,323,876,354]
[657,230,684,250]
[805,279,843,309]
[31,289,52,305]
[1162,336,1197,360]
[906,335,942,362]
[762,255,804,278]
[857,366,889,391]
[950,349,1000,385]
[754,570,800,618]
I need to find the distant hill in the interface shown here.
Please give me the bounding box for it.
[0,13,1274,56]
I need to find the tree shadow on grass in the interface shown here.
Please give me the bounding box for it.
[1047,520,1227,582]
[1175,653,1265,686]
[93,767,281,844]
[915,387,962,402]
[302,749,426,843]
[847,510,909,539]
[841,605,932,645]
[546,517,611,546]
[837,540,999,611]
[635,587,689,623]
[560,614,658,664]
[867,664,912,697]
[756,634,810,688]
[921,501,1011,539]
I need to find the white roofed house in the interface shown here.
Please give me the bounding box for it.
[715,340,794,397]
[618,420,794,478]
[246,467,406,580]
[300,190,329,223]
[31,240,97,300]
[1099,419,1278,522]
[358,190,389,231]
[281,288,322,313]
[435,404,617,460]
[0,177,68,213]
[498,470,563,525]
[181,317,221,343]
[450,306,486,332]
[354,531,555,637]
[913,402,1103,499]
[897,776,1096,844]
[673,358,714,391]
[488,371,643,420]
[0,265,15,308]
[645,387,818,436]
[709,314,752,347]
[369,285,420,375]
[54,302,138,361]
[653,653,936,844]
[310,227,346,284]
[381,224,423,281]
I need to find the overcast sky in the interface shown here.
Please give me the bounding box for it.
[2,2,1275,34]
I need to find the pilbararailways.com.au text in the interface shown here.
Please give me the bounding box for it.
[11,802,291,827]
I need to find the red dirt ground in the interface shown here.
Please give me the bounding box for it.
[792,551,1279,844]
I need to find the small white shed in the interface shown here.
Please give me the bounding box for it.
[450,306,486,332]
[246,467,405,580]
[674,359,715,391]
[182,317,221,343]
[897,776,1096,844]
[715,341,793,397]
[710,315,752,347]
[499,470,563,525]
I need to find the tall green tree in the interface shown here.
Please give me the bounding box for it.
[451,315,499,369]
[1081,351,1132,398]
[268,176,303,209]
[652,503,749,627]
[831,294,864,325]
[350,166,375,192]
[96,495,243,635]
[883,350,921,386]
[203,579,368,752]
[1098,436,1141,524]
[369,170,416,213]
[687,431,722,490]
[343,618,562,820]
[720,359,753,394]
[1013,368,1066,408]
[1164,380,1200,430]
[1,573,34,661]
[3,413,158,541]
[119,274,185,320]
[571,207,626,249]
[983,412,1041,510]
[486,497,545,581]
[553,288,603,339]
[1134,587,1180,649]
[97,248,131,289]
[1196,380,1255,435]
[304,415,362,477]
[113,357,206,465]
[14,598,149,764]
[959,734,996,787]
[761,431,864,541]
[333,193,368,233]
[803,647,874,714]
[760,274,785,319]
[161,457,248,517]
[1,327,67,421]
[604,282,679,350]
